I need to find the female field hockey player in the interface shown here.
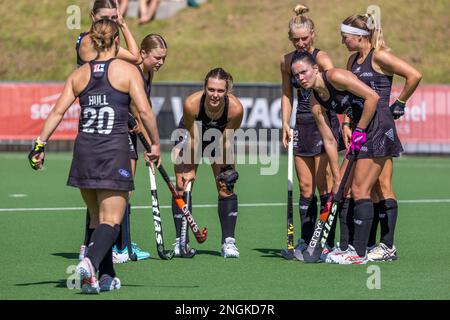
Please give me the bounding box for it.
[111,33,168,261]
[281,4,343,258]
[29,20,160,293]
[336,11,422,262]
[172,68,244,258]
[76,0,150,263]
[291,51,380,264]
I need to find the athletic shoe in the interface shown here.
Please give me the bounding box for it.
[112,245,129,264]
[367,244,377,252]
[112,243,151,263]
[79,245,88,261]
[319,243,333,262]
[221,237,240,258]
[338,245,369,265]
[293,239,307,261]
[76,257,99,294]
[368,243,398,262]
[325,243,348,264]
[131,243,151,261]
[173,238,196,257]
[99,274,121,292]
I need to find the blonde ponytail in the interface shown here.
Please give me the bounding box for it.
[288,4,315,38]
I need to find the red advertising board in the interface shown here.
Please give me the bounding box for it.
[0,83,449,146]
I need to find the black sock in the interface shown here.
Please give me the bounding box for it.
[299,195,317,243]
[86,224,120,271]
[172,197,183,239]
[98,247,115,278]
[379,199,398,248]
[368,202,380,248]
[320,193,336,247]
[115,204,130,251]
[83,209,94,246]
[218,194,238,243]
[339,198,355,251]
[353,199,374,257]
[84,228,95,247]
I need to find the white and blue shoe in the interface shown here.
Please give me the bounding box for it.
[76,257,100,294]
[112,243,151,263]
[131,243,151,261]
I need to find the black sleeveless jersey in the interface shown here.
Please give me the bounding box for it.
[78,59,131,135]
[76,32,89,67]
[196,94,229,133]
[291,48,320,114]
[351,49,393,110]
[313,71,364,121]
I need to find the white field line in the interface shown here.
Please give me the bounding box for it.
[1,199,450,213]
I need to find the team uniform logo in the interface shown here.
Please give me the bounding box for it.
[118,169,131,178]
[385,128,395,141]
[93,64,105,73]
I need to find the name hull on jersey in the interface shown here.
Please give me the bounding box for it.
[88,95,109,106]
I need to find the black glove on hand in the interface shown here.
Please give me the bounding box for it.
[390,99,406,120]
[216,165,239,192]
[28,138,45,170]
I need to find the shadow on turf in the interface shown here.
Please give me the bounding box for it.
[52,252,79,260]
[253,248,283,258]
[15,280,69,289]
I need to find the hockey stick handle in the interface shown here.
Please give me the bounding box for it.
[333,151,357,203]
[135,131,207,243]
[287,128,293,192]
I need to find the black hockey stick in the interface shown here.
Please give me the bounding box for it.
[281,129,295,260]
[148,163,174,260]
[302,152,357,263]
[129,116,207,243]
[128,114,173,259]
[180,181,196,258]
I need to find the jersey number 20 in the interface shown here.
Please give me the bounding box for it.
[82,107,115,134]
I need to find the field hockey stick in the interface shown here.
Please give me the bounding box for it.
[129,117,207,244]
[148,163,174,260]
[281,129,295,260]
[180,181,197,257]
[303,151,357,263]
[128,115,173,259]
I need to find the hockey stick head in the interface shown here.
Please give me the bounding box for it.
[302,244,322,263]
[180,247,197,258]
[157,245,175,260]
[281,249,295,260]
[195,227,208,243]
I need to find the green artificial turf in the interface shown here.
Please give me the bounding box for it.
[1,152,449,300]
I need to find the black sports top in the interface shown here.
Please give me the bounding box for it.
[78,59,131,135]
[351,48,393,110]
[313,71,364,121]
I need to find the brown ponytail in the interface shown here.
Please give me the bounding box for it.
[90,19,120,53]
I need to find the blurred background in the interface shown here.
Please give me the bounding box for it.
[0,0,449,153]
